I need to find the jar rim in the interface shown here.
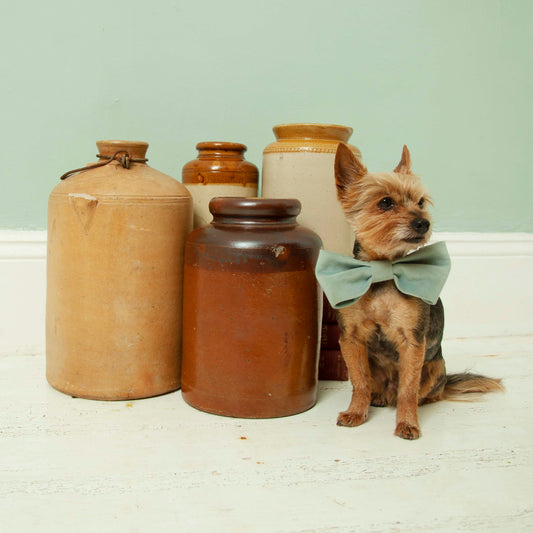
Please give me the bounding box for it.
[272,123,353,142]
[96,140,149,159]
[196,141,247,152]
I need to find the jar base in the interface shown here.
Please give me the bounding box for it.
[181,386,317,419]
[46,376,180,401]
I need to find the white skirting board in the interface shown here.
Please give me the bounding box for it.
[1,230,532,354]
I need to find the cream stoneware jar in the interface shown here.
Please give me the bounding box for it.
[261,123,361,255]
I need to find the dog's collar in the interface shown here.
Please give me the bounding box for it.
[315,242,451,308]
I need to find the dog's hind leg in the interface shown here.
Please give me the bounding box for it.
[370,360,397,407]
[418,357,447,405]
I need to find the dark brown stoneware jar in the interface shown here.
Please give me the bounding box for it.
[181,197,323,418]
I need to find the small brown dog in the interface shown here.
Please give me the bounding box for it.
[332,143,503,439]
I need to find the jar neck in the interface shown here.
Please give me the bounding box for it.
[196,142,247,160]
[59,140,149,180]
[211,214,298,227]
[96,140,149,162]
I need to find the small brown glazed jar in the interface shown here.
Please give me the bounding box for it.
[182,142,259,228]
[181,197,322,418]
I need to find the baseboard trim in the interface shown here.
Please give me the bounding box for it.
[433,232,533,257]
[0,231,47,354]
[0,230,47,260]
[1,230,532,354]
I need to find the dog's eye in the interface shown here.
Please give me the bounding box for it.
[418,198,425,208]
[378,197,395,211]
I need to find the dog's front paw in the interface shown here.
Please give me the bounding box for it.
[394,421,421,440]
[337,410,368,427]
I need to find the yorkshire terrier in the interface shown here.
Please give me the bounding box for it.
[329,143,503,440]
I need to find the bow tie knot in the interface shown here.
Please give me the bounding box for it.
[370,260,394,284]
[315,242,451,309]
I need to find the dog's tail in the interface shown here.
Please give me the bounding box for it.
[443,373,504,401]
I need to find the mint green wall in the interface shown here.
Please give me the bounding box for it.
[1,0,531,231]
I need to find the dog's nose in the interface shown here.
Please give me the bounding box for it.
[410,218,430,235]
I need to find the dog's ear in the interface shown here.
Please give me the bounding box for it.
[334,143,367,198]
[394,145,412,174]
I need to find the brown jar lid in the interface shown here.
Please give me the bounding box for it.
[209,197,301,219]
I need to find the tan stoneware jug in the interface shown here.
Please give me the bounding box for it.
[181,197,322,418]
[46,140,193,400]
[182,141,259,228]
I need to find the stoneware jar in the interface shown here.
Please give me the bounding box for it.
[261,123,361,255]
[182,142,258,228]
[46,140,193,400]
[181,197,322,418]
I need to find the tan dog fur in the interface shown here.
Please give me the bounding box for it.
[333,143,503,439]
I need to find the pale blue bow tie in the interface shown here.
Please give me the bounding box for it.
[315,241,451,309]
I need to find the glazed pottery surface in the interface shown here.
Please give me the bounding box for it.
[262,123,361,255]
[46,140,193,400]
[181,197,322,418]
[182,142,258,228]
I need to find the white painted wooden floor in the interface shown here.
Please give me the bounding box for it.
[1,336,532,532]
